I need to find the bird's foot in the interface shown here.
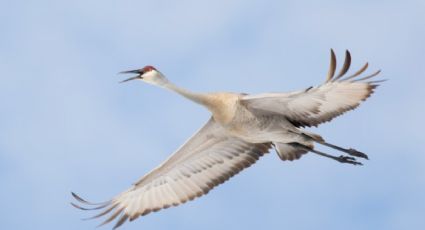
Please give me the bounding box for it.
[336,155,363,165]
[347,148,369,160]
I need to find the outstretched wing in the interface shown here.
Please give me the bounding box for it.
[72,117,271,229]
[241,50,382,127]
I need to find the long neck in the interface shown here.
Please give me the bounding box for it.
[162,81,209,106]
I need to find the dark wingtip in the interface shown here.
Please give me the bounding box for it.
[96,208,124,228]
[340,62,369,81]
[112,214,129,229]
[71,192,108,206]
[71,192,91,204]
[354,69,381,82]
[71,202,87,210]
[368,79,388,84]
[333,50,352,81]
[326,49,337,82]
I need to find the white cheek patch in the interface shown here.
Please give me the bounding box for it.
[142,71,155,79]
[142,71,169,86]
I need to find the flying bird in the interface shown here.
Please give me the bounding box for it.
[72,50,382,229]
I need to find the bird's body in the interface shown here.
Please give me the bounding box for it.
[214,94,304,144]
[72,50,382,229]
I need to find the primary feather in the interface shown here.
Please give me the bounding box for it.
[72,118,270,229]
[241,49,380,127]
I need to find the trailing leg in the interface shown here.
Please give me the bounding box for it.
[300,131,369,160]
[288,142,363,165]
[320,142,368,159]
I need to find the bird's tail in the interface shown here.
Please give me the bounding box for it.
[273,142,311,161]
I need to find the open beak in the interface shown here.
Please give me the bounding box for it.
[119,69,143,83]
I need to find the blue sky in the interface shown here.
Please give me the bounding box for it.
[1,0,424,229]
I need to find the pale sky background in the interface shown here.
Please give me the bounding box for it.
[1,0,425,229]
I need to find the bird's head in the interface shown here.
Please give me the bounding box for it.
[120,65,169,86]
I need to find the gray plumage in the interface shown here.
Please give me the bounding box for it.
[72,50,381,229]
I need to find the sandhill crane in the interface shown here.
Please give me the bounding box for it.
[72,50,382,229]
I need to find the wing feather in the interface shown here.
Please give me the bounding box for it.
[241,50,381,127]
[72,118,271,228]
